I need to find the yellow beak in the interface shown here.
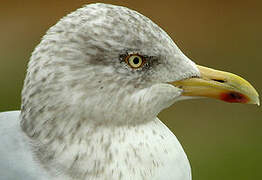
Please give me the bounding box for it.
[172,65,260,105]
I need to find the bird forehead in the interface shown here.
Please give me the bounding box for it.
[67,3,173,49]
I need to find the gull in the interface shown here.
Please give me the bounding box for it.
[0,3,259,180]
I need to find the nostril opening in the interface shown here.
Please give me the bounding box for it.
[212,79,226,83]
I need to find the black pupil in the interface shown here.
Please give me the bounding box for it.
[133,57,140,64]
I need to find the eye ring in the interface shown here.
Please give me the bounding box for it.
[125,54,145,69]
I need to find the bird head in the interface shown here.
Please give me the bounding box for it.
[21,3,259,134]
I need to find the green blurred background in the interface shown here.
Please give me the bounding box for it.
[0,0,261,179]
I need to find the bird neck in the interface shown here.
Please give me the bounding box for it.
[27,117,163,179]
[20,81,178,178]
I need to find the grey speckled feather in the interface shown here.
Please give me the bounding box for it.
[0,3,200,180]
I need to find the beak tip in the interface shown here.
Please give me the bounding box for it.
[248,94,260,106]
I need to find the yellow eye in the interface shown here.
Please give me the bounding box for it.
[126,54,144,68]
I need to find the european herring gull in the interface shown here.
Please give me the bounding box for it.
[0,3,259,180]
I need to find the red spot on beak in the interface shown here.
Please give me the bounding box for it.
[220,92,249,103]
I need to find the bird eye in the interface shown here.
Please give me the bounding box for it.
[126,54,144,68]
